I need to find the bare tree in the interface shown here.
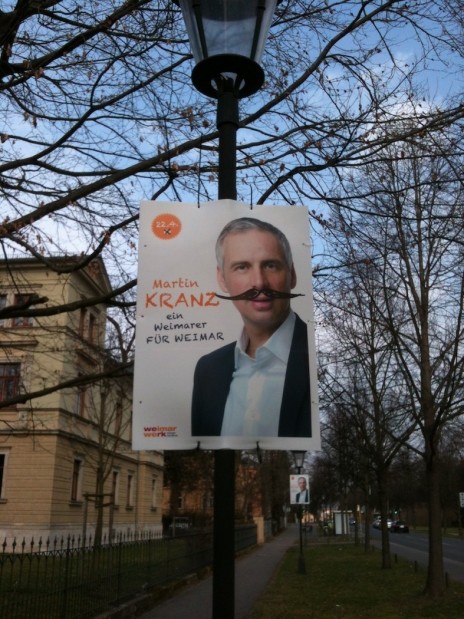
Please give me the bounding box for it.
[308,449,340,526]
[1,1,463,289]
[258,450,291,530]
[1,3,464,582]
[319,276,416,566]
[319,120,464,595]
[162,450,215,527]
[79,370,133,546]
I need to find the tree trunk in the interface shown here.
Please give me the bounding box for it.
[424,435,445,596]
[364,501,372,553]
[377,467,391,569]
[94,469,105,548]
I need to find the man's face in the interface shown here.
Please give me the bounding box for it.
[217,229,296,337]
[298,477,307,491]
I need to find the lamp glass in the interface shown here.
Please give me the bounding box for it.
[177,0,279,64]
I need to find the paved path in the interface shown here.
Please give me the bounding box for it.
[138,525,300,619]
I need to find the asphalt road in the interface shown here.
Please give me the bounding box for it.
[370,528,464,583]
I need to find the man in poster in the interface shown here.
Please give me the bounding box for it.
[191,217,311,438]
[294,476,310,504]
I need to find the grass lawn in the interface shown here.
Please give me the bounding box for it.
[249,542,464,618]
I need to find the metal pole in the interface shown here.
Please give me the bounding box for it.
[217,84,239,201]
[293,458,307,575]
[297,505,306,574]
[212,80,239,619]
[213,450,236,618]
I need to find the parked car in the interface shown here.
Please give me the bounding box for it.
[390,520,409,533]
[168,516,192,536]
[373,517,392,529]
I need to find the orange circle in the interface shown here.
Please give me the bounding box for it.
[152,213,182,240]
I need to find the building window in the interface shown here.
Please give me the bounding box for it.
[0,452,8,499]
[78,306,97,344]
[76,384,87,417]
[79,307,87,338]
[126,473,134,508]
[0,363,20,404]
[151,478,157,510]
[112,470,120,507]
[74,372,87,417]
[71,459,83,502]
[79,387,87,417]
[114,400,123,436]
[0,295,6,326]
[203,494,214,512]
[88,313,96,344]
[12,294,33,327]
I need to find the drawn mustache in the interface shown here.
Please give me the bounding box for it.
[215,287,305,301]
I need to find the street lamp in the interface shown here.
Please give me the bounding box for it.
[174,0,279,98]
[175,0,280,199]
[292,450,306,474]
[173,2,281,618]
[292,450,307,574]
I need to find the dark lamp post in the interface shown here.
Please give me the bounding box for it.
[175,0,280,98]
[173,1,280,616]
[292,450,307,574]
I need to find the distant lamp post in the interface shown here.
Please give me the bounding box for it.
[173,2,281,617]
[292,450,306,474]
[292,450,307,574]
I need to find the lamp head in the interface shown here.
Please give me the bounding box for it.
[292,450,306,473]
[173,0,281,98]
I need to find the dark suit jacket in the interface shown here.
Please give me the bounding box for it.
[296,489,309,503]
[191,314,311,437]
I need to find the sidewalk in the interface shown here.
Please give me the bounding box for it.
[138,524,300,619]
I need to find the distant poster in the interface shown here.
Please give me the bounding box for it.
[290,474,310,505]
[132,200,320,451]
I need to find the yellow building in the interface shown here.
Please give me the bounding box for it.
[0,257,163,543]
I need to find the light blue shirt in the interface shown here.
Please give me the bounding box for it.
[220,312,296,436]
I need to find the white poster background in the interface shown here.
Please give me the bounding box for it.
[290,474,310,505]
[132,200,320,451]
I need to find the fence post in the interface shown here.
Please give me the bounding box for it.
[117,533,123,603]
[60,536,71,619]
[147,537,152,587]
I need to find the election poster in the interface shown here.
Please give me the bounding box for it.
[132,200,320,451]
[290,474,310,505]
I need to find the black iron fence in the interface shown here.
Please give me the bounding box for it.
[0,524,257,619]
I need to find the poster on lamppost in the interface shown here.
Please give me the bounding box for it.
[132,200,320,451]
[290,474,310,505]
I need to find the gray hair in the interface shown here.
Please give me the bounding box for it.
[215,217,293,269]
